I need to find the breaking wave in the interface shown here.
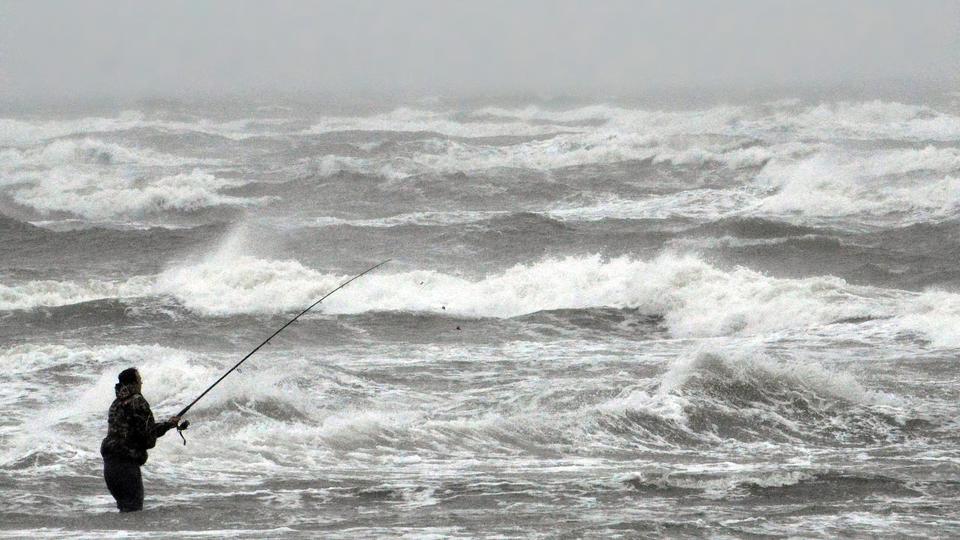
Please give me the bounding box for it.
[3,169,269,219]
[472,100,960,141]
[790,100,960,141]
[302,135,777,180]
[0,277,153,311]
[150,253,881,331]
[5,101,960,227]
[0,136,260,220]
[0,138,209,171]
[294,146,960,230]
[587,346,925,457]
[0,111,289,146]
[0,342,919,476]
[753,146,960,225]
[3,98,959,534]
[303,106,573,138]
[301,101,960,142]
[3,252,959,347]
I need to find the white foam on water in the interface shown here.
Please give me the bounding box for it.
[0,277,153,310]
[6,249,959,349]
[294,111,960,229]
[0,138,212,171]
[7,102,958,227]
[294,103,835,180]
[789,101,960,141]
[751,146,960,225]
[0,344,201,470]
[898,290,960,349]
[616,468,816,495]
[285,210,511,228]
[3,100,958,536]
[303,106,573,138]
[5,168,268,219]
[442,100,960,141]
[545,189,758,222]
[596,386,690,425]
[470,104,756,138]
[303,132,780,179]
[0,111,288,147]
[657,347,885,405]
[0,111,150,146]
[0,136,254,220]
[6,100,956,156]
[0,342,322,473]
[596,345,903,448]
[532,143,960,226]
[146,250,912,343]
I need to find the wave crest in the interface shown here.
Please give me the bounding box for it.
[4,252,959,347]
[600,349,906,445]
[151,253,876,336]
[6,169,269,219]
[754,146,960,225]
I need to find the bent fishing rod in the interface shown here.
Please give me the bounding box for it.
[175,259,391,423]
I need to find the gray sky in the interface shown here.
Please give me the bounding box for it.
[1,0,958,100]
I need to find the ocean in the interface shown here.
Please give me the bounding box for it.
[1,97,959,538]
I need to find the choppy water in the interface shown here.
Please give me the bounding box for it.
[2,97,960,538]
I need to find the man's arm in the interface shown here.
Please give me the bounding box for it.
[128,396,177,449]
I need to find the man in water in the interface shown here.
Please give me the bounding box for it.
[100,367,180,512]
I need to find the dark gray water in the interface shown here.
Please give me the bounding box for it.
[1,98,959,538]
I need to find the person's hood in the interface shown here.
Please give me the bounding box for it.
[115,382,141,400]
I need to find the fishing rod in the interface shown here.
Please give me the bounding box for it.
[175,259,391,423]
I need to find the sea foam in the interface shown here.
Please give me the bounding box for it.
[7,168,267,219]
[5,252,959,347]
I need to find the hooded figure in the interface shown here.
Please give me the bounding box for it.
[100,368,179,512]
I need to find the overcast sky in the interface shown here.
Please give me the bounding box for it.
[1,0,958,100]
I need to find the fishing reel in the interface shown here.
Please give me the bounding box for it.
[176,420,190,445]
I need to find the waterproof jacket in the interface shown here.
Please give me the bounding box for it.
[100,383,173,465]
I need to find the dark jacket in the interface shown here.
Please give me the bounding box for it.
[100,383,173,465]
